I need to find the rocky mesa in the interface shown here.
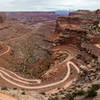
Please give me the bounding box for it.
[47,9,100,100]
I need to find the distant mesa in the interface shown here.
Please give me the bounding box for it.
[94,9,100,15]
[69,9,100,16]
[69,10,91,16]
[0,13,7,23]
[0,12,9,29]
[55,9,75,16]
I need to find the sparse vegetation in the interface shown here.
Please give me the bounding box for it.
[21,91,26,95]
[72,90,85,96]
[1,87,8,90]
[40,92,46,95]
[65,94,74,100]
[86,84,100,98]
[87,87,97,98]
[96,67,100,71]
[13,88,17,90]
[48,96,59,100]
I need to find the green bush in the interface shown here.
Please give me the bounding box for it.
[96,68,100,71]
[21,91,26,95]
[13,88,17,90]
[91,84,100,90]
[1,87,8,90]
[86,84,100,98]
[59,90,65,94]
[48,96,59,100]
[87,88,97,98]
[73,90,85,97]
[65,94,74,100]
[40,92,46,95]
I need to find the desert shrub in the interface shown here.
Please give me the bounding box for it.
[73,90,85,96]
[87,88,97,98]
[91,84,100,90]
[40,92,46,95]
[96,67,100,71]
[86,84,99,98]
[1,87,8,90]
[48,96,59,100]
[59,90,65,94]
[21,91,26,95]
[13,88,17,90]
[65,94,74,100]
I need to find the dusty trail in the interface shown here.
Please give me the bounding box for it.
[0,67,41,83]
[0,29,86,100]
[0,43,10,56]
[0,61,80,89]
[0,43,80,90]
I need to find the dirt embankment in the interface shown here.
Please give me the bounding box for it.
[0,92,19,100]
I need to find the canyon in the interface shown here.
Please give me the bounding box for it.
[0,10,100,100]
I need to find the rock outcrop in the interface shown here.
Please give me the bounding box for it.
[94,9,100,15]
[47,9,100,100]
[69,10,91,16]
[47,9,100,46]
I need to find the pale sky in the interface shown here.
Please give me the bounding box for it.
[0,0,99,11]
